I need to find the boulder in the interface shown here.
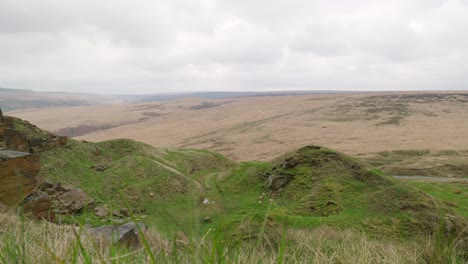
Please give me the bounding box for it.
[56,189,94,214]
[267,175,291,191]
[90,222,148,248]
[0,150,40,206]
[23,191,55,222]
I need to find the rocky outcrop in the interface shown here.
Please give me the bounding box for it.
[4,119,30,152]
[0,109,68,154]
[56,189,94,214]
[0,150,40,206]
[23,191,55,222]
[39,182,95,215]
[90,222,148,248]
[0,109,97,224]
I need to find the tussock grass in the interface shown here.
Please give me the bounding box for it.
[0,212,465,264]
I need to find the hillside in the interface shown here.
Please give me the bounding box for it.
[9,91,468,178]
[4,115,464,240]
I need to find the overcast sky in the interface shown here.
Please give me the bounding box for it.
[1,0,467,94]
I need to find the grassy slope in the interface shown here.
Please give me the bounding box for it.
[402,181,468,218]
[9,116,466,241]
[216,146,464,239]
[364,149,468,178]
[38,139,234,233]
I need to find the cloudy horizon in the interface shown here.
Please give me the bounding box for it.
[1,0,468,94]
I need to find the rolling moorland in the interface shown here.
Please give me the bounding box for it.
[0,104,467,262]
[0,86,342,112]
[10,91,468,178]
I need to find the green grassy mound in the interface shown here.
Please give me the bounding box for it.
[38,138,234,232]
[8,116,467,245]
[217,146,465,239]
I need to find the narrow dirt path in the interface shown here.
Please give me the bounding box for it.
[142,156,204,191]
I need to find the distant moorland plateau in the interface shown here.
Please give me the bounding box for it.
[8,90,468,178]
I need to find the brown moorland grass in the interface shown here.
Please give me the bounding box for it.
[0,212,464,263]
[9,92,468,165]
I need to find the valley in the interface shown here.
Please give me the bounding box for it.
[0,110,466,262]
[10,91,468,178]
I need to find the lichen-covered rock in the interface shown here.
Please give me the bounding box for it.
[0,150,40,206]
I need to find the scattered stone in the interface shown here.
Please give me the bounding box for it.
[94,206,109,218]
[203,216,212,223]
[113,210,123,218]
[92,164,108,172]
[90,222,148,248]
[57,189,94,214]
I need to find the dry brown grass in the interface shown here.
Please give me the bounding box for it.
[9,91,468,165]
[0,212,464,263]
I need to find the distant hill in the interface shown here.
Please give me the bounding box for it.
[139,90,355,102]
[0,87,145,111]
[0,86,356,111]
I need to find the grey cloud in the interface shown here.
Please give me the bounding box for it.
[0,0,467,94]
